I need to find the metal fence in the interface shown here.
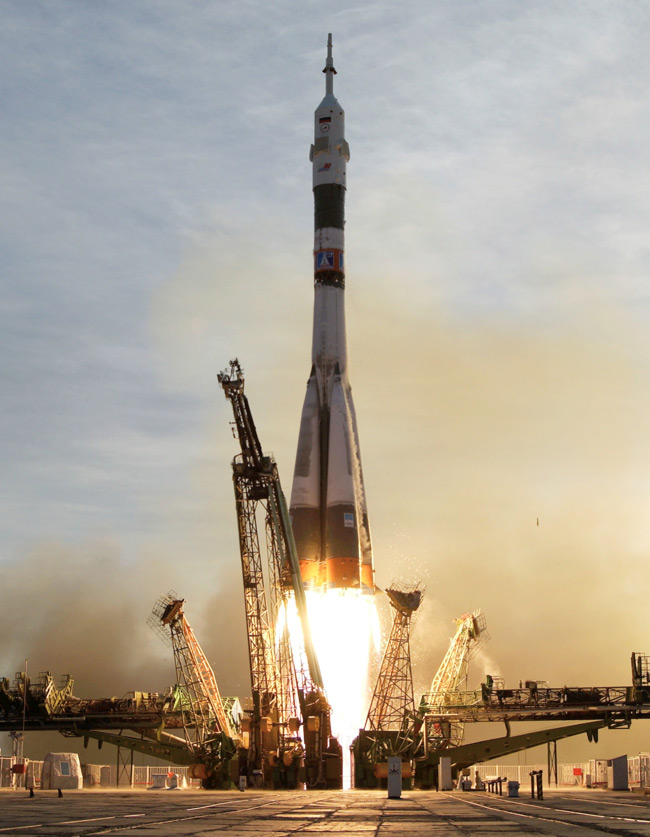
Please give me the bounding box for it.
[0,757,43,788]
[472,754,650,789]
[3,753,650,790]
[130,766,201,789]
[0,758,201,789]
[473,763,547,784]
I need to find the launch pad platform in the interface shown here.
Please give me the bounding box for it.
[4,788,650,835]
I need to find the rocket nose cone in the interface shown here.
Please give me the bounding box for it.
[317,93,342,111]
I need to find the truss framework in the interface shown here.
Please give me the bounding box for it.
[149,594,234,757]
[424,610,488,748]
[219,359,335,785]
[364,586,422,758]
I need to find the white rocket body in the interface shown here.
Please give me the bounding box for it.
[290,36,375,593]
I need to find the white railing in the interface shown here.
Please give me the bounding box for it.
[130,765,202,789]
[472,763,547,785]
[4,753,648,790]
[472,754,650,789]
[0,757,43,788]
[0,758,201,789]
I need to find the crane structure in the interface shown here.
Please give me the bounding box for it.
[0,671,75,718]
[353,586,422,788]
[419,610,488,751]
[633,652,650,699]
[414,670,642,788]
[147,593,238,787]
[218,359,341,789]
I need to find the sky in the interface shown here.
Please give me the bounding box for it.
[2,0,650,762]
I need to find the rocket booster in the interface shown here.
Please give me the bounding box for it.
[290,35,375,593]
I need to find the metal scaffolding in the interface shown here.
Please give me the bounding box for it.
[364,586,422,760]
[421,610,488,749]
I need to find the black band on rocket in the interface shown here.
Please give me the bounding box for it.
[314,184,345,230]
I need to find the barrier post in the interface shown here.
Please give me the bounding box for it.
[529,770,543,799]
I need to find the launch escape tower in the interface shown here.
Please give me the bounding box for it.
[219,359,342,789]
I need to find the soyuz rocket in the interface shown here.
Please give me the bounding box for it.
[290,35,375,594]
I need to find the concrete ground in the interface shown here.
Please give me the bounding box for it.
[2,787,650,836]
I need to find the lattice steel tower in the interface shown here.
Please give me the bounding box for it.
[422,610,488,748]
[365,586,422,757]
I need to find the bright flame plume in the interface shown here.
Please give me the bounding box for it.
[280,588,380,788]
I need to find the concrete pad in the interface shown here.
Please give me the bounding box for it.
[6,787,650,836]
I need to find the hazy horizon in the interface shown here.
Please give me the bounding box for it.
[3,1,650,765]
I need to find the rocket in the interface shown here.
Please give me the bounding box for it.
[289,35,375,594]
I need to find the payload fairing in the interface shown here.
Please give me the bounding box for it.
[290,35,375,594]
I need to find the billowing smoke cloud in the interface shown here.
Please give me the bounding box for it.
[8,207,650,764]
[147,220,650,760]
[0,534,250,759]
[349,277,650,759]
[0,537,168,696]
[356,289,650,681]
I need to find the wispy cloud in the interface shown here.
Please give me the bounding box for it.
[2,0,650,760]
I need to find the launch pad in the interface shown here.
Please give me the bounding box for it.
[3,36,649,793]
[6,788,650,836]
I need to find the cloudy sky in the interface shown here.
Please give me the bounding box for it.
[3,0,650,760]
